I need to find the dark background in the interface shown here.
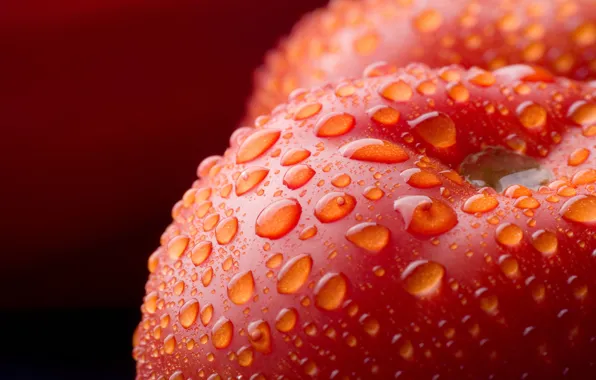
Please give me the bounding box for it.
[0,1,326,378]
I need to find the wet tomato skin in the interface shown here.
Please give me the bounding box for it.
[135,64,596,379]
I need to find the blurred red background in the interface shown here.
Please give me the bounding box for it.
[0,0,326,306]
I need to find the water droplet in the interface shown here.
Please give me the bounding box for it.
[283,165,316,189]
[394,196,458,236]
[369,105,400,125]
[354,32,380,55]
[211,316,233,349]
[413,9,442,32]
[514,196,540,209]
[236,129,281,164]
[331,173,351,188]
[363,186,384,200]
[315,192,356,223]
[531,230,558,256]
[314,273,348,311]
[203,213,220,231]
[568,148,590,166]
[380,80,413,102]
[561,195,596,225]
[493,64,554,83]
[198,155,222,178]
[359,314,380,337]
[517,101,547,130]
[200,304,214,326]
[191,241,212,266]
[144,291,158,314]
[275,308,298,332]
[237,346,254,367]
[409,112,456,149]
[167,235,189,261]
[447,82,470,103]
[266,253,283,269]
[573,22,596,46]
[315,112,355,137]
[476,288,499,315]
[236,167,269,196]
[401,168,442,188]
[215,216,238,245]
[227,271,255,305]
[571,169,596,185]
[462,194,499,214]
[468,70,496,87]
[179,299,199,328]
[280,148,311,166]
[277,254,313,294]
[495,223,523,247]
[299,225,318,240]
[402,260,445,297]
[295,102,322,120]
[255,199,302,239]
[164,334,176,354]
[568,101,596,126]
[248,320,272,353]
[345,222,390,253]
[498,255,520,278]
[340,138,409,163]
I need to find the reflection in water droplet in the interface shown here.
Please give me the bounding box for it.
[277,254,313,294]
[211,317,234,349]
[256,199,302,239]
[340,139,409,163]
[409,112,456,149]
[227,271,255,305]
[402,260,445,297]
[275,308,298,332]
[345,222,390,253]
[394,196,457,236]
[179,299,199,328]
[236,129,281,164]
[314,273,348,311]
[315,192,357,223]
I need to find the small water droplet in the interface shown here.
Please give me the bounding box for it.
[179,299,200,328]
[315,112,355,137]
[283,165,316,189]
[215,216,238,245]
[167,235,189,261]
[200,304,214,326]
[248,320,272,353]
[462,193,499,214]
[275,308,298,332]
[495,223,523,247]
[531,230,558,256]
[400,168,442,188]
[277,254,313,294]
[236,167,269,196]
[191,241,213,266]
[409,112,456,149]
[314,273,348,311]
[211,316,233,349]
[280,148,311,166]
[380,80,413,102]
[394,196,458,236]
[517,101,547,130]
[331,173,352,188]
[340,138,409,163]
[402,260,445,297]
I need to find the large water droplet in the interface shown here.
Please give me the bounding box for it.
[283,164,316,189]
[227,271,255,305]
[215,216,238,245]
[275,308,298,332]
[495,223,523,247]
[277,254,313,294]
[179,299,199,328]
[191,241,213,266]
[167,235,189,261]
[400,168,442,188]
[200,303,214,326]
[394,196,458,236]
[314,273,348,311]
[280,148,311,166]
[236,129,281,164]
[531,230,558,256]
[248,320,272,353]
[462,193,499,214]
[211,317,234,349]
[315,112,356,137]
[255,199,302,239]
[340,139,409,163]
[402,260,445,297]
[345,222,390,253]
[314,192,356,223]
[236,167,269,196]
[409,112,456,149]
[561,195,596,225]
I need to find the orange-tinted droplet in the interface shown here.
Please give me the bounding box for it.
[409,112,457,149]
[167,235,189,260]
[531,230,558,256]
[517,101,547,130]
[215,216,238,245]
[394,196,458,236]
[468,70,496,87]
[447,83,470,103]
[227,271,255,305]
[345,222,390,253]
[164,334,176,354]
[179,299,200,328]
[237,346,254,367]
[380,80,413,102]
[144,291,158,314]
[211,317,234,349]
[369,105,400,125]
[248,320,272,353]
[280,148,311,166]
[203,213,220,231]
[402,260,445,297]
[283,165,316,189]
[255,198,302,239]
[314,273,348,311]
[514,196,540,209]
[340,138,409,163]
[236,129,281,164]
[568,148,590,166]
[401,168,442,188]
[275,308,298,332]
[236,167,269,196]
[561,195,596,225]
[314,192,357,223]
[354,32,380,55]
[493,64,554,83]
[495,223,523,247]
[315,113,356,137]
[498,255,520,278]
[295,102,322,120]
[414,9,443,33]
[191,241,213,266]
[363,186,384,200]
[571,169,596,185]
[198,155,222,178]
[200,303,214,326]
[568,101,596,126]
[266,253,283,269]
[462,194,499,214]
[331,173,352,188]
[277,254,313,294]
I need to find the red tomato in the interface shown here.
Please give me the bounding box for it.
[134,64,596,379]
[248,0,596,121]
